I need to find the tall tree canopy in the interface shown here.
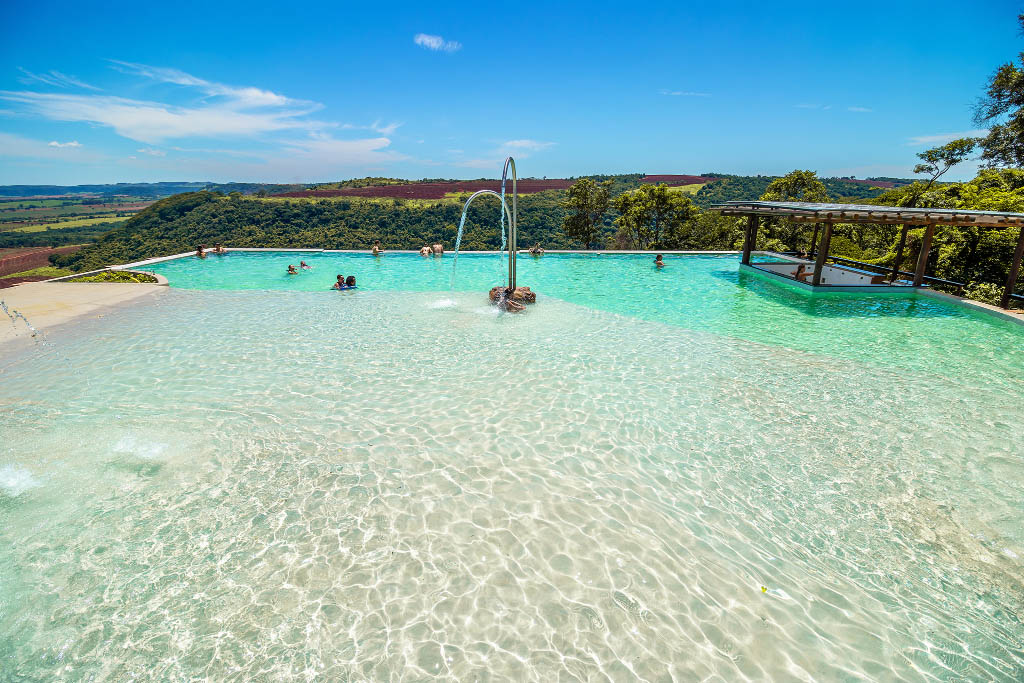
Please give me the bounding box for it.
[561,178,612,249]
[975,13,1024,167]
[759,169,828,203]
[613,184,698,250]
[757,170,829,251]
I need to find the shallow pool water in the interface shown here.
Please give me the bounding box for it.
[1,254,1023,680]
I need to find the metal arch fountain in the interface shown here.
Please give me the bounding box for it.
[449,157,536,310]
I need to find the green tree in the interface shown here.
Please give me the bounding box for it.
[975,14,1024,167]
[903,138,978,206]
[613,184,698,250]
[759,169,828,203]
[562,178,611,248]
[758,170,829,251]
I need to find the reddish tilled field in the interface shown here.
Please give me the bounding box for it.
[0,245,82,277]
[274,179,575,200]
[640,175,721,186]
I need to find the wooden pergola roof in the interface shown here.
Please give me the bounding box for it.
[712,201,1024,307]
[711,201,1024,227]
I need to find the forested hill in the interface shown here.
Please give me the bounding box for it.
[692,174,909,206]
[0,181,308,198]
[53,190,574,272]
[51,172,914,272]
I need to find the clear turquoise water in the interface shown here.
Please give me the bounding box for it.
[1,253,1022,680]
[147,251,1024,381]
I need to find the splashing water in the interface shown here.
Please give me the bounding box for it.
[449,157,517,294]
[1,300,39,338]
[449,190,512,291]
[0,464,40,498]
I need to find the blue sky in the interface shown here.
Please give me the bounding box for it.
[0,0,1019,184]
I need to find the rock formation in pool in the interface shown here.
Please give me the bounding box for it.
[489,285,536,312]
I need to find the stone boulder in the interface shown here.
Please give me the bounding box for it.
[489,286,536,304]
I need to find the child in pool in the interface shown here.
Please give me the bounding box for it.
[300,260,312,270]
[287,264,298,275]
[345,275,356,288]
[654,254,664,268]
[332,274,347,290]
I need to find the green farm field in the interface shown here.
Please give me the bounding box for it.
[2,215,133,233]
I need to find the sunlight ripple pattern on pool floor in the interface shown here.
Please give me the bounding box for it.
[1,288,1022,680]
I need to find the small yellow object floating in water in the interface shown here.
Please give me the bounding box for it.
[761,586,767,593]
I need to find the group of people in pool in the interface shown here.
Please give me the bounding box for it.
[285,261,314,275]
[195,243,227,258]
[207,241,662,286]
[283,261,358,290]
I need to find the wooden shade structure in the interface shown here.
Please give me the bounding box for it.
[712,201,1024,308]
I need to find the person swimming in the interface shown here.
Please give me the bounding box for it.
[654,254,664,268]
[345,275,356,288]
[287,264,298,275]
[300,260,312,270]
[332,274,347,290]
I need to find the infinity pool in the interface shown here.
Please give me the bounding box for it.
[1,252,1022,680]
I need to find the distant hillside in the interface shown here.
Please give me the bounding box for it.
[0,182,210,198]
[640,175,721,186]
[691,173,915,206]
[275,179,575,200]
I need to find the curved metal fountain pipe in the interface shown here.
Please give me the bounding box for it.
[501,157,518,290]
[460,189,514,232]
[450,189,514,290]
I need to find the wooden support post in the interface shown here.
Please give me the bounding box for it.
[913,223,936,287]
[811,221,833,287]
[1001,225,1024,308]
[810,222,820,258]
[890,224,909,282]
[741,215,758,265]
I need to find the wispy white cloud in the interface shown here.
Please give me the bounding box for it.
[0,90,327,144]
[3,62,410,179]
[455,139,555,169]
[284,132,407,165]
[498,139,555,153]
[907,129,989,146]
[340,120,403,136]
[0,133,101,161]
[108,61,303,109]
[17,67,100,91]
[414,33,462,53]
[659,89,710,97]
[848,106,872,113]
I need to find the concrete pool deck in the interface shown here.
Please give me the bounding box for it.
[0,281,166,346]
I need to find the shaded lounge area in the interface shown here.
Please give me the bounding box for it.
[711,201,1024,308]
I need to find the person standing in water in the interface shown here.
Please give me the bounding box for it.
[332,274,347,290]
[654,254,664,268]
[287,264,298,275]
[431,243,444,256]
[371,240,384,256]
